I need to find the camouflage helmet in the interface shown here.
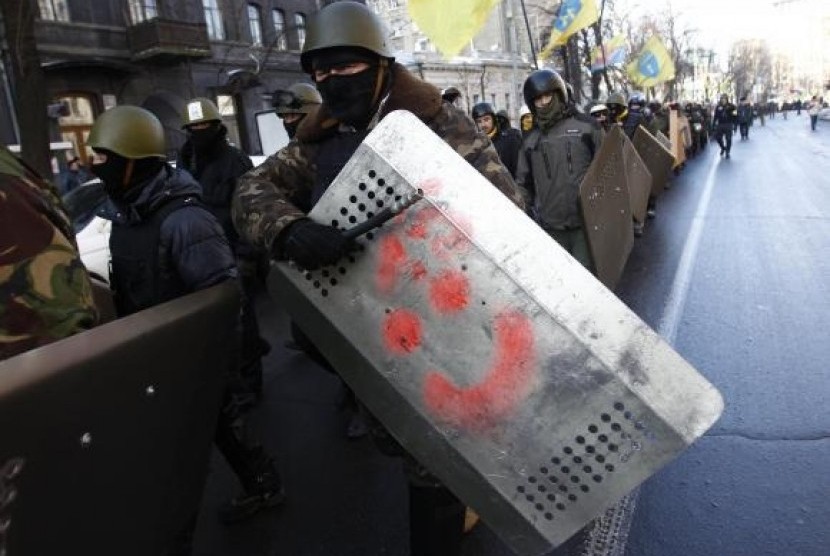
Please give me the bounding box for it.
[606,91,627,107]
[273,83,322,115]
[300,1,393,73]
[522,69,568,113]
[87,106,166,160]
[471,102,496,120]
[182,97,222,128]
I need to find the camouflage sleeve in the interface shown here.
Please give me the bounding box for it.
[231,141,316,254]
[429,104,526,210]
[1,172,97,360]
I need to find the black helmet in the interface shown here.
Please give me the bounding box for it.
[522,69,568,113]
[273,83,322,115]
[300,1,393,74]
[471,102,495,120]
[442,86,461,103]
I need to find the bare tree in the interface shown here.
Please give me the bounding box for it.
[1,0,50,177]
[727,39,773,100]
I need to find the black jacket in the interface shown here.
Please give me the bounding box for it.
[177,128,253,247]
[492,127,522,178]
[713,103,738,127]
[106,165,237,316]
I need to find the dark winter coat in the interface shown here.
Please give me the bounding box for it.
[492,127,523,178]
[516,112,603,230]
[713,103,738,127]
[106,165,237,316]
[176,128,253,248]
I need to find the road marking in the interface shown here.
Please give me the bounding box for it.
[658,153,720,345]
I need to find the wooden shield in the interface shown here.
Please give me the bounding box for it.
[669,111,687,168]
[579,126,635,290]
[633,126,674,197]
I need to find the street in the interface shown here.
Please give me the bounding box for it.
[192,113,830,556]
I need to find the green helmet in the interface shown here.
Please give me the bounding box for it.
[182,97,222,128]
[273,83,322,115]
[300,1,393,73]
[606,91,627,107]
[87,106,166,160]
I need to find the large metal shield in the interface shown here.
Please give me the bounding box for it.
[633,126,674,198]
[578,125,635,291]
[619,129,652,225]
[270,111,723,556]
[0,283,238,556]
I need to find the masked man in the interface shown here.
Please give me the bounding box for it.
[515,69,602,270]
[232,3,522,554]
[88,106,283,528]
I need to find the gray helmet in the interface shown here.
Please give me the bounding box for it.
[182,97,222,128]
[88,106,166,160]
[300,1,393,73]
[273,83,322,115]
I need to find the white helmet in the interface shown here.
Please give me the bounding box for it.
[589,103,608,115]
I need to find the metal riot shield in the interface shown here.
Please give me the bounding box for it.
[669,110,688,168]
[655,131,672,151]
[269,111,723,556]
[620,129,652,225]
[578,125,635,290]
[633,126,674,198]
[0,283,238,556]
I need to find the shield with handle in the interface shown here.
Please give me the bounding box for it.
[269,110,723,556]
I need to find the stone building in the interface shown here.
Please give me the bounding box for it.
[1,0,322,164]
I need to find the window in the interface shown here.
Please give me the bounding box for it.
[248,4,262,46]
[128,0,157,24]
[55,95,95,164]
[272,9,287,50]
[38,0,69,22]
[294,13,306,49]
[202,0,224,41]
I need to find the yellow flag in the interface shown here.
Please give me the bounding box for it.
[408,0,501,59]
[626,36,676,87]
[540,0,599,58]
[590,34,627,72]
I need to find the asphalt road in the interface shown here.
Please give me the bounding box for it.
[193,113,830,556]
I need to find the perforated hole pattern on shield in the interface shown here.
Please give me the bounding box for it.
[295,168,405,298]
[514,401,649,522]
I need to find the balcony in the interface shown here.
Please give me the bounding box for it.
[127,18,211,61]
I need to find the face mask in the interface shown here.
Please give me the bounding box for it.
[316,67,381,129]
[90,155,130,201]
[283,119,300,139]
[535,94,567,130]
[188,124,222,151]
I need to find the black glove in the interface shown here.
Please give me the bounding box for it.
[278,219,355,270]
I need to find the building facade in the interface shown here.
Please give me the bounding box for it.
[1,0,323,164]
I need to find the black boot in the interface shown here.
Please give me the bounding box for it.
[218,446,285,524]
[408,485,465,556]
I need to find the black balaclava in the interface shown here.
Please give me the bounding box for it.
[311,48,392,129]
[283,117,302,139]
[90,150,164,204]
[187,121,224,152]
[535,92,568,131]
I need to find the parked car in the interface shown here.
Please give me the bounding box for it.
[818,107,830,121]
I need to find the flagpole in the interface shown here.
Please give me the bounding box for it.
[517,0,538,69]
[597,0,613,93]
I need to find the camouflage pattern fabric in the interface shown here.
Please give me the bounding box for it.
[1,147,97,360]
[232,63,524,253]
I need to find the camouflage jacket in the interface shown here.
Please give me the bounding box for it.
[1,147,97,360]
[232,63,524,253]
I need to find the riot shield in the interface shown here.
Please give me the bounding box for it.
[633,126,674,198]
[269,111,723,556]
[578,125,635,290]
[0,283,238,556]
[655,131,672,151]
[620,130,652,225]
[669,110,687,168]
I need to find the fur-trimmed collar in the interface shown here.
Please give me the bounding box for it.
[295,63,443,143]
